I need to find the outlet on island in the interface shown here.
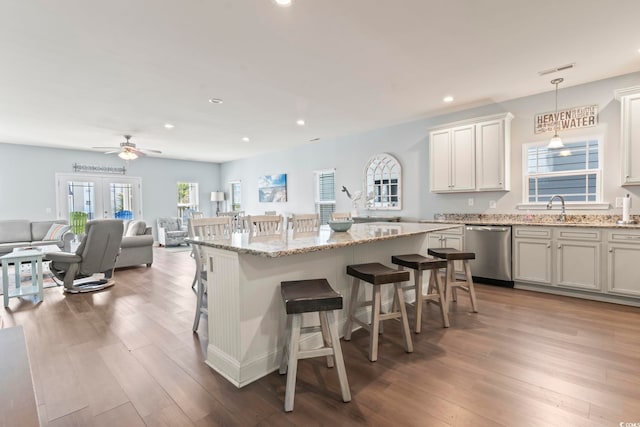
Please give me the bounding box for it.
[468,198,474,207]
[489,200,497,209]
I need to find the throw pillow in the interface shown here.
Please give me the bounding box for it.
[43,223,70,241]
[125,220,146,237]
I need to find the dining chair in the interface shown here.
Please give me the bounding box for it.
[218,211,245,232]
[189,216,233,331]
[247,215,283,241]
[290,214,320,233]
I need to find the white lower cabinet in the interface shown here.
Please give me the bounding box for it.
[555,229,601,291]
[607,230,640,297]
[514,227,601,291]
[428,227,464,273]
[513,227,552,284]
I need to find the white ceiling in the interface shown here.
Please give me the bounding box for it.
[1,0,639,163]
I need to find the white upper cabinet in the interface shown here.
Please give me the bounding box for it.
[429,113,513,193]
[430,125,475,192]
[476,117,511,191]
[615,86,640,185]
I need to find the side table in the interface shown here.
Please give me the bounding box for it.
[1,249,44,308]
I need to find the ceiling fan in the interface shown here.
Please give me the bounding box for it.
[93,135,162,160]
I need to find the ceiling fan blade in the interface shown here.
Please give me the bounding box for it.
[138,148,162,154]
[103,150,121,154]
[92,146,119,150]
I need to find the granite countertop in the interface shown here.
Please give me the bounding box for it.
[187,222,462,258]
[422,213,640,229]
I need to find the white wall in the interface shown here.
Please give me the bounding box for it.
[221,71,640,220]
[0,143,221,233]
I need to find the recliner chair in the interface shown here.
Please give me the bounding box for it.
[45,219,124,293]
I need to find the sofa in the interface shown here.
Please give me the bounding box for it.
[157,217,188,247]
[0,219,73,256]
[115,220,154,268]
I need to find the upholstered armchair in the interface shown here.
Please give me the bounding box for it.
[45,219,123,293]
[157,217,188,247]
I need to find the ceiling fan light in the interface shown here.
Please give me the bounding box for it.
[118,150,138,160]
[548,134,564,149]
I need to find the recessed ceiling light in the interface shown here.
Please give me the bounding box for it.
[274,0,292,6]
[242,137,250,142]
[443,96,454,103]
[164,123,175,129]
[208,98,223,104]
[296,119,305,126]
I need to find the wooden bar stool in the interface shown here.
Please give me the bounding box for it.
[279,279,351,412]
[343,263,413,362]
[391,254,450,331]
[427,248,478,313]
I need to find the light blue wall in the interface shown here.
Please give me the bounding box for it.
[221,71,640,220]
[0,143,221,234]
[2,71,640,227]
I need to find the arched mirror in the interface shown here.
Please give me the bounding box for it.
[364,153,402,210]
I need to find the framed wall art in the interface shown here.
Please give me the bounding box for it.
[258,173,287,202]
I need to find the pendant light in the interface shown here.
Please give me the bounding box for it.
[548,78,564,149]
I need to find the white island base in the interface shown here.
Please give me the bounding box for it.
[198,226,450,387]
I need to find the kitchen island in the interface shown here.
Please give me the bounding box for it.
[188,222,461,387]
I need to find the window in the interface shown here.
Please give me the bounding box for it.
[524,138,601,203]
[315,169,336,225]
[365,153,402,210]
[229,181,242,211]
[177,182,199,220]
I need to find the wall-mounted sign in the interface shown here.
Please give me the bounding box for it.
[534,105,598,134]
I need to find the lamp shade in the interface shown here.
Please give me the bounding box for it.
[118,150,138,160]
[548,134,564,149]
[210,191,225,202]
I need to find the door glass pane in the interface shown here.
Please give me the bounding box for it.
[111,183,134,220]
[67,182,95,221]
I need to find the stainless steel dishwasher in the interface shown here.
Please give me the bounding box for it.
[464,225,513,287]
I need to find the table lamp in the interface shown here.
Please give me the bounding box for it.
[211,191,225,215]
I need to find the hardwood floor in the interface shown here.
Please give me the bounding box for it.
[2,247,640,426]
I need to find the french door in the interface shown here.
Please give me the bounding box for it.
[56,173,143,222]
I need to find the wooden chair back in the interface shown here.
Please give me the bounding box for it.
[190,216,233,241]
[290,214,320,233]
[218,211,245,232]
[247,215,283,238]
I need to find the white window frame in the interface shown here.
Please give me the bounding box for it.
[518,135,609,210]
[314,169,336,224]
[177,182,199,218]
[229,180,242,211]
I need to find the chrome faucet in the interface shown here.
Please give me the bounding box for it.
[546,194,566,222]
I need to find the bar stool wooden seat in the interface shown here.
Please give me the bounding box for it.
[279,279,351,412]
[427,247,478,313]
[391,254,450,331]
[343,263,413,362]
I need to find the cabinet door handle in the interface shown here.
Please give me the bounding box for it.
[546,244,551,248]
[609,248,613,253]
[558,245,562,249]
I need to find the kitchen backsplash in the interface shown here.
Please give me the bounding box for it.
[433,213,639,225]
